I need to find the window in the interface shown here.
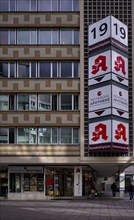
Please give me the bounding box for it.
[61,94,72,110]
[0,127,14,144]
[73,128,79,144]
[74,62,79,77]
[60,128,79,144]
[10,174,21,192]
[60,94,79,110]
[61,62,72,78]
[0,63,8,77]
[39,62,51,77]
[17,0,30,11]
[60,0,72,11]
[17,94,37,110]
[38,94,51,110]
[0,0,8,11]
[74,30,79,44]
[24,173,44,192]
[38,128,58,144]
[0,95,16,110]
[39,30,51,44]
[61,30,72,44]
[0,128,8,144]
[60,128,72,144]
[10,62,16,77]
[38,0,51,11]
[18,62,29,77]
[17,128,37,144]
[17,30,36,44]
[52,62,58,77]
[0,0,79,12]
[0,30,8,44]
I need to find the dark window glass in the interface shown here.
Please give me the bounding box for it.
[18,62,29,77]
[40,62,51,78]
[31,62,36,77]
[74,95,79,110]
[0,63,8,77]
[52,62,57,77]
[61,62,72,78]
[9,127,15,143]
[52,94,57,110]
[0,0,8,11]
[0,30,8,44]
[74,62,79,77]
[10,62,16,78]
[61,94,72,110]
[9,95,15,110]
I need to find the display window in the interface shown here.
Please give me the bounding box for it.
[45,168,73,196]
[23,174,44,192]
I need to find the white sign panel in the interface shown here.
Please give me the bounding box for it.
[88,51,111,79]
[88,16,111,46]
[111,16,128,47]
[112,120,129,145]
[88,16,128,47]
[74,166,82,196]
[89,85,111,112]
[89,120,111,145]
[112,85,128,112]
[112,51,128,79]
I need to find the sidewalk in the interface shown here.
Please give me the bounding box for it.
[0,193,134,220]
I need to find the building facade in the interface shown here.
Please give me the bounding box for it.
[0,0,133,199]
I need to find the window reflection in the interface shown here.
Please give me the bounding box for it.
[18,62,29,77]
[0,0,8,11]
[18,128,37,144]
[38,0,51,11]
[38,94,51,110]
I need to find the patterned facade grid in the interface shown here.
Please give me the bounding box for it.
[84,0,133,157]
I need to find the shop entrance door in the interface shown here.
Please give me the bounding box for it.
[0,172,8,197]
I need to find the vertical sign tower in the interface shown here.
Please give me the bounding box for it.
[88,16,129,152]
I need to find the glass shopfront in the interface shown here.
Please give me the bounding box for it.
[9,166,44,193]
[45,168,74,196]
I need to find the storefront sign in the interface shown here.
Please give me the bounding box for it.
[9,166,43,173]
[89,85,128,116]
[88,50,128,86]
[89,85,111,112]
[112,85,128,112]
[89,120,129,152]
[74,167,82,196]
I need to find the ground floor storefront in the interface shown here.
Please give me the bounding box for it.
[0,165,97,200]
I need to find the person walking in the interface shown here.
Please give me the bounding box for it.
[111,182,117,197]
[128,183,133,201]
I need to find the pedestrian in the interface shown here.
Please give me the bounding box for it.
[128,183,133,201]
[111,182,117,197]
